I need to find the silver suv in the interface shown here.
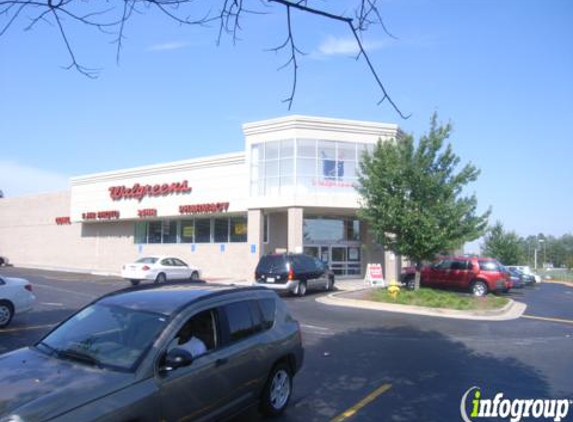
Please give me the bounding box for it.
[0,284,304,422]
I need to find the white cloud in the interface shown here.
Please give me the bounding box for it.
[0,161,69,198]
[147,41,191,52]
[315,35,392,57]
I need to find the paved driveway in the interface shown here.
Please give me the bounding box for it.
[1,267,572,422]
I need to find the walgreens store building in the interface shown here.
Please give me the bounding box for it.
[0,115,402,281]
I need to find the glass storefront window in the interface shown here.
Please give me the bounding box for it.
[265,141,280,160]
[214,218,229,243]
[180,220,194,243]
[162,221,177,243]
[345,219,360,241]
[148,221,163,244]
[304,217,361,243]
[133,216,247,244]
[297,139,316,157]
[134,222,147,244]
[250,139,374,196]
[296,157,316,176]
[304,218,345,243]
[230,217,248,242]
[195,219,211,243]
[281,139,294,157]
[265,160,279,178]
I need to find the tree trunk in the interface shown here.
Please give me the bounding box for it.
[414,261,422,290]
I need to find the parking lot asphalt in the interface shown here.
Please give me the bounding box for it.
[1,267,572,422]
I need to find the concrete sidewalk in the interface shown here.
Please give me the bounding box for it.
[206,277,374,292]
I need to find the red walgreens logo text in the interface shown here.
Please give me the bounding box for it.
[179,202,230,214]
[55,216,71,225]
[109,180,192,201]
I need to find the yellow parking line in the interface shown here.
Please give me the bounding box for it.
[0,324,55,333]
[329,383,392,422]
[522,315,573,325]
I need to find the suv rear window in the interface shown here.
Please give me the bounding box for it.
[479,261,501,272]
[256,256,288,273]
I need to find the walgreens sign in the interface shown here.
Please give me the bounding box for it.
[109,180,192,201]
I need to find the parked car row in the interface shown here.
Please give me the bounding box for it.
[400,256,541,296]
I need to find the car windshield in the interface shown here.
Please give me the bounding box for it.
[37,303,168,372]
[135,257,158,264]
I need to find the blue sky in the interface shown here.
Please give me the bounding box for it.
[1,0,572,245]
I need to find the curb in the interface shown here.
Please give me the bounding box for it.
[316,289,527,321]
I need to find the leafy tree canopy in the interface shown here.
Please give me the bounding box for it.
[358,113,490,265]
[481,221,524,265]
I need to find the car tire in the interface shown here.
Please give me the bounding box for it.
[0,257,4,266]
[190,271,200,281]
[471,280,488,297]
[325,277,334,291]
[296,281,307,297]
[260,362,293,417]
[155,273,167,284]
[0,300,14,328]
[129,279,140,286]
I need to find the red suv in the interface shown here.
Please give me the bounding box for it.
[400,256,511,296]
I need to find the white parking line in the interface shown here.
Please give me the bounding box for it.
[301,324,333,331]
[33,283,97,299]
[0,324,55,333]
[40,302,64,307]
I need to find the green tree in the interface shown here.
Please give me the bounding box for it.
[358,113,490,289]
[481,221,524,265]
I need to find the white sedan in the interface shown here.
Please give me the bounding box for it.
[0,275,36,328]
[121,256,202,286]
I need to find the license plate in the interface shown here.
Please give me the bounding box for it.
[266,277,275,283]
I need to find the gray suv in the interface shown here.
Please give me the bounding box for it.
[0,283,303,422]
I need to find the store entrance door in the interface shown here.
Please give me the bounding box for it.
[303,245,361,277]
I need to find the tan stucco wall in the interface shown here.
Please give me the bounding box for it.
[0,191,253,280]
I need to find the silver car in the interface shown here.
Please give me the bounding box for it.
[0,284,303,422]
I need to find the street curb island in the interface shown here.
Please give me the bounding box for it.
[315,288,527,321]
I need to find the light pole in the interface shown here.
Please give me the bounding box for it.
[536,238,545,270]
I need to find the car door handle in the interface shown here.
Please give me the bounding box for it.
[215,358,228,367]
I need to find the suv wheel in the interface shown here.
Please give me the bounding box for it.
[129,279,140,286]
[0,301,14,328]
[325,277,334,291]
[155,273,167,284]
[471,280,488,297]
[295,281,307,297]
[260,363,292,417]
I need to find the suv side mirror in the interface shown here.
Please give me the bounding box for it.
[163,348,193,372]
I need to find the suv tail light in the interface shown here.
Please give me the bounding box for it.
[142,265,150,271]
[24,284,33,292]
[288,267,294,281]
